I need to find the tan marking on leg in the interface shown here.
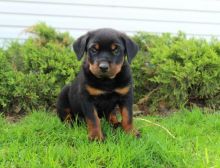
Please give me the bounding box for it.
[86,85,106,96]
[120,106,140,137]
[64,108,72,123]
[120,106,132,132]
[108,111,121,128]
[115,86,130,95]
[109,113,119,124]
[86,109,104,141]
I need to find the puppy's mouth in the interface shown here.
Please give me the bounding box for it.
[90,68,116,79]
[97,73,115,79]
[89,62,122,79]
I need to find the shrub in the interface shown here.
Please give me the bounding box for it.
[1,23,220,115]
[132,32,220,113]
[0,23,81,114]
[0,49,14,112]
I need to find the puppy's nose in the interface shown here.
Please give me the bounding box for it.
[99,62,109,72]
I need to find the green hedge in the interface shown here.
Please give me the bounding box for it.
[132,32,220,113]
[0,23,81,114]
[0,23,220,114]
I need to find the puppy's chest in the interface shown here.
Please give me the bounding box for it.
[92,92,121,115]
[86,84,130,111]
[85,84,130,98]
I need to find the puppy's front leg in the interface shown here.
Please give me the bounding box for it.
[81,101,104,141]
[119,100,140,138]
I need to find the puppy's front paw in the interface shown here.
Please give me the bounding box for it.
[131,128,141,138]
[123,125,141,138]
[88,130,105,141]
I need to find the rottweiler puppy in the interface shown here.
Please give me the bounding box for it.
[57,28,140,141]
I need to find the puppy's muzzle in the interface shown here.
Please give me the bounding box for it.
[99,62,109,73]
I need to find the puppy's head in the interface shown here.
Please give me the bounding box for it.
[73,28,138,79]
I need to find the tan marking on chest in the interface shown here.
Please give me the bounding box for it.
[115,86,130,95]
[86,85,106,96]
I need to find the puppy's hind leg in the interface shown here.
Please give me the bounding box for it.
[108,109,121,128]
[56,85,73,124]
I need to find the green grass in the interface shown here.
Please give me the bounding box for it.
[0,109,220,168]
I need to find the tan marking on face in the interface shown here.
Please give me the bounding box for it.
[88,54,124,79]
[86,109,104,141]
[89,62,123,79]
[108,57,124,78]
[86,85,106,96]
[115,86,130,95]
[94,43,100,50]
[111,43,117,50]
[89,62,100,77]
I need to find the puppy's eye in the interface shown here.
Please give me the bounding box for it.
[90,47,98,54]
[112,46,120,55]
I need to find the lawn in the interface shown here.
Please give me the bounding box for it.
[0,109,220,168]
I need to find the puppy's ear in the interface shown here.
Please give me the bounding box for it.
[73,33,89,60]
[121,34,139,64]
